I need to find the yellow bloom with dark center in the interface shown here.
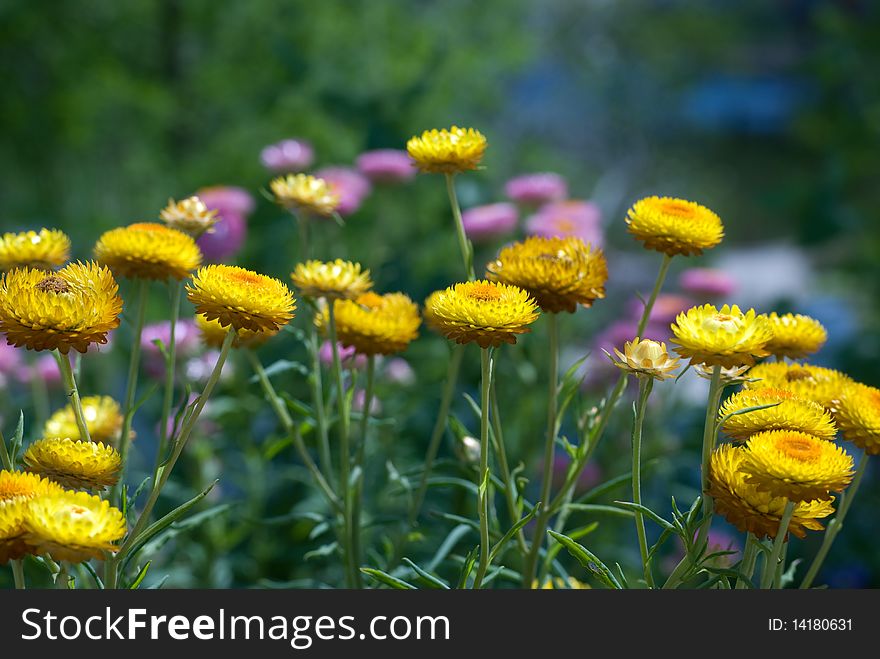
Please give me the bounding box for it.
[0,470,64,501]
[740,430,853,502]
[486,236,607,313]
[0,261,122,353]
[317,291,421,356]
[188,265,296,333]
[43,396,124,445]
[424,280,540,348]
[719,388,836,441]
[670,304,772,368]
[744,362,853,409]
[406,126,487,174]
[95,222,202,280]
[23,490,126,562]
[625,196,724,256]
[765,312,827,359]
[23,438,121,490]
[196,313,277,349]
[291,259,372,301]
[0,228,71,271]
[832,383,880,455]
[270,174,340,217]
[708,444,834,539]
[159,196,219,237]
[608,338,680,380]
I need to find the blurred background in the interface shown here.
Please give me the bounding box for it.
[1,0,878,588]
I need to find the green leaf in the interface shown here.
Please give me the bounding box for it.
[402,558,449,589]
[447,414,473,442]
[249,359,308,383]
[548,530,622,589]
[543,521,599,569]
[304,542,339,562]
[263,435,294,461]
[128,561,151,590]
[564,503,636,519]
[427,524,471,572]
[780,558,802,588]
[612,501,675,530]
[489,502,541,563]
[9,411,24,466]
[79,561,103,590]
[574,470,634,504]
[456,545,479,589]
[361,568,417,590]
[717,402,781,426]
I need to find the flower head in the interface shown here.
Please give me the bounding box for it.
[461,203,519,242]
[95,223,202,280]
[608,338,680,380]
[159,196,219,238]
[505,173,568,206]
[626,196,724,256]
[23,490,126,562]
[23,438,121,490]
[196,313,277,350]
[317,291,421,356]
[0,228,71,271]
[187,265,296,333]
[486,236,607,313]
[270,174,340,218]
[313,167,371,216]
[670,304,772,368]
[0,471,64,563]
[0,262,122,353]
[708,444,834,539]
[43,396,124,445]
[0,470,63,502]
[679,267,736,299]
[744,362,853,409]
[424,280,540,348]
[832,383,880,455]
[195,186,254,262]
[291,259,372,301]
[355,149,417,184]
[694,363,751,384]
[764,312,827,360]
[525,200,603,247]
[719,388,837,441]
[406,126,487,174]
[740,430,854,502]
[260,138,314,172]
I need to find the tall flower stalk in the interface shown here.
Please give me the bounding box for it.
[631,376,656,587]
[154,281,183,476]
[472,347,493,589]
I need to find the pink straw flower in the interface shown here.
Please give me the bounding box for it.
[260,139,314,173]
[461,202,518,242]
[356,149,417,184]
[679,267,737,299]
[313,167,372,216]
[504,173,568,206]
[525,200,603,247]
[195,186,255,262]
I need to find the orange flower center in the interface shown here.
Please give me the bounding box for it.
[554,219,576,233]
[466,283,502,301]
[659,200,697,219]
[0,481,33,501]
[713,313,734,323]
[35,276,70,294]
[774,435,821,462]
[357,292,385,309]
[225,269,264,286]
[129,223,169,233]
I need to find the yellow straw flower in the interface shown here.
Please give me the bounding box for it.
[424,280,540,348]
[316,291,421,356]
[0,261,122,353]
[195,313,277,349]
[159,196,219,237]
[43,396,125,445]
[764,312,827,359]
[23,438,121,490]
[95,222,202,280]
[0,228,71,271]
[739,430,854,502]
[0,470,64,501]
[0,471,64,563]
[608,337,680,380]
[694,363,751,383]
[291,259,372,301]
[486,236,607,313]
[832,382,880,455]
[670,304,772,368]
[534,577,591,589]
[406,126,487,174]
[708,444,834,539]
[719,388,837,441]
[270,174,340,217]
[187,265,296,333]
[744,362,853,409]
[625,196,724,256]
[23,490,126,562]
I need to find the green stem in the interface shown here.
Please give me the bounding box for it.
[115,279,149,505]
[350,354,375,590]
[694,364,724,549]
[309,326,334,484]
[800,456,869,588]
[11,560,25,589]
[472,347,492,589]
[410,344,465,522]
[155,280,183,477]
[523,313,559,588]
[631,375,656,588]
[444,173,475,281]
[327,302,359,588]
[761,501,795,589]
[736,533,760,589]
[245,349,340,512]
[490,377,529,557]
[0,427,12,471]
[55,351,92,444]
[106,328,236,589]
[774,539,788,589]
